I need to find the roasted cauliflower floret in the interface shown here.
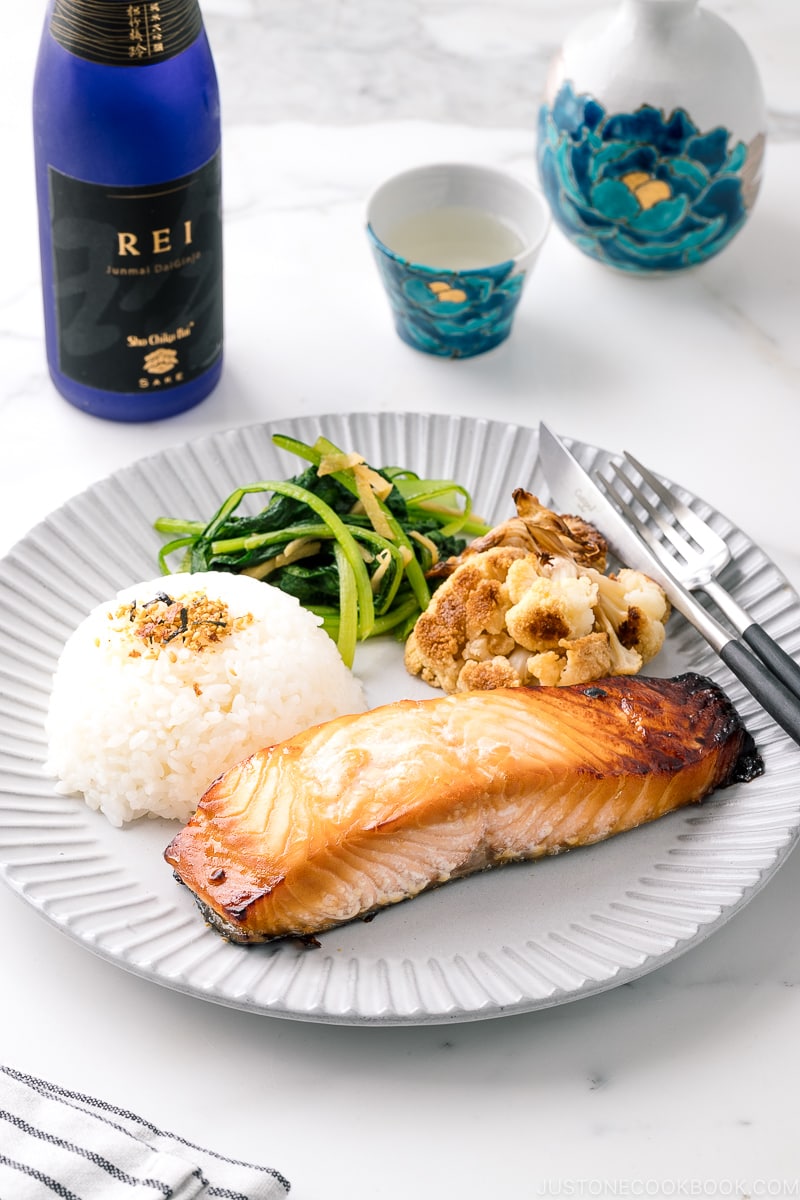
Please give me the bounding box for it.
[404,546,525,691]
[589,567,671,674]
[457,656,523,691]
[528,632,613,687]
[405,494,670,694]
[504,571,598,651]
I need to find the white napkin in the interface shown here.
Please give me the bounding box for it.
[0,1065,290,1199]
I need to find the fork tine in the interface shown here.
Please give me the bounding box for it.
[622,451,717,549]
[608,461,692,563]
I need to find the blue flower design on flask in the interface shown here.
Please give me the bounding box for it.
[537,80,764,273]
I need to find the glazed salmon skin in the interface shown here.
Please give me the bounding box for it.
[165,673,762,944]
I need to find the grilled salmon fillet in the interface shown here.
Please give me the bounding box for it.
[165,673,761,943]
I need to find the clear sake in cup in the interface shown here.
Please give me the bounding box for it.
[366,162,550,358]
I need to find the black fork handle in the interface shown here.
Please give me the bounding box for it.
[742,623,800,703]
[721,639,800,747]
[700,577,800,705]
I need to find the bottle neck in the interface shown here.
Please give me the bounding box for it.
[49,0,204,67]
[620,0,700,27]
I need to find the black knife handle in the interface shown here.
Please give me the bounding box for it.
[721,639,800,746]
[742,623,800,703]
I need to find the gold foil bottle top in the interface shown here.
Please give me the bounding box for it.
[50,0,203,66]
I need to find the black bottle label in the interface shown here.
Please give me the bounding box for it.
[48,153,223,395]
[50,0,203,67]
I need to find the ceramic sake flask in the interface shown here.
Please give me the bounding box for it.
[537,0,766,273]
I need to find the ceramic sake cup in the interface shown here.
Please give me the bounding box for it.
[366,163,550,358]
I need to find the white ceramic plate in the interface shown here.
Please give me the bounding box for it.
[1,412,799,1026]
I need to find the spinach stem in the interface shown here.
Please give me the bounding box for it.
[333,542,358,667]
[195,480,374,639]
[154,432,486,653]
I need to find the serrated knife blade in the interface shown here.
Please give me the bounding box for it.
[537,421,800,746]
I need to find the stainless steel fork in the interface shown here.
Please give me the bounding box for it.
[599,451,800,703]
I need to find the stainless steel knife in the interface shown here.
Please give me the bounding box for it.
[538,421,800,747]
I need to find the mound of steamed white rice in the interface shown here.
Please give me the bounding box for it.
[44,571,367,826]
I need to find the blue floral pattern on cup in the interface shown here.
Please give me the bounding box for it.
[537,80,764,273]
[367,228,525,358]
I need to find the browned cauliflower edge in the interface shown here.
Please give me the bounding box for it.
[404,492,670,693]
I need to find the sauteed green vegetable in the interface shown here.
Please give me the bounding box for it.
[155,433,489,666]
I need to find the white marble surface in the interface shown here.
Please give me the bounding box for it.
[2,1,800,1197]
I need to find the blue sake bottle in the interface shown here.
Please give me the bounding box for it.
[33,0,223,422]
